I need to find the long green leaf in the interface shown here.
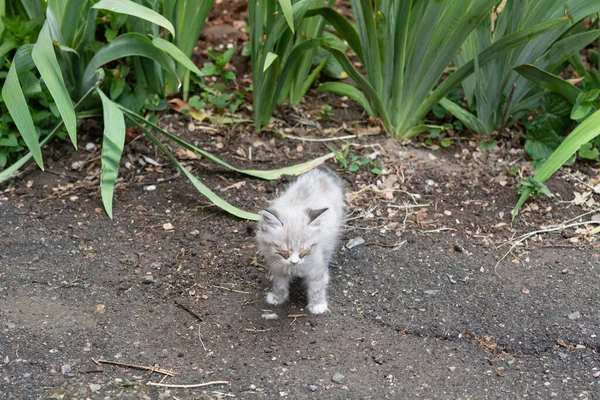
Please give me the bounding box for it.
[425,17,569,127]
[1,63,43,169]
[514,64,582,104]
[318,82,374,117]
[97,89,125,219]
[132,120,260,221]
[121,107,334,180]
[438,97,488,134]
[82,33,177,93]
[513,109,600,219]
[32,22,78,147]
[0,74,101,184]
[278,0,294,33]
[93,0,175,37]
[151,36,203,78]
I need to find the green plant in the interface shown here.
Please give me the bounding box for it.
[311,0,569,139]
[317,104,333,121]
[0,0,325,221]
[329,142,381,175]
[248,0,336,130]
[188,47,246,114]
[523,92,574,162]
[513,108,600,218]
[162,0,214,100]
[441,0,600,135]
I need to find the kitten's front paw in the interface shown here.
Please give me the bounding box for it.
[307,303,328,315]
[265,292,286,305]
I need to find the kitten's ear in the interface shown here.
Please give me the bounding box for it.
[259,209,283,229]
[306,207,328,225]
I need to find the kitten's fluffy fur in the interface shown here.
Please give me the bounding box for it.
[256,166,345,314]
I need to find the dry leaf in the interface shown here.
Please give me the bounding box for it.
[93,304,106,314]
[522,287,530,294]
[175,149,200,160]
[220,181,246,192]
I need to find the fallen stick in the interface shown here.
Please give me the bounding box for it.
[93,359,176,377]
[174,301,203,322]
[146,380,230,388]
[212,285,249,294]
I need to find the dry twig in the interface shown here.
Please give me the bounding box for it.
[146,380,229,388]
[93,359,176,376]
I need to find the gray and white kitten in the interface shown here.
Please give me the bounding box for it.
[256,166,345,314]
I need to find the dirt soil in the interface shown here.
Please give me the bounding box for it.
[2,4,600,399]
[1,116,600,399]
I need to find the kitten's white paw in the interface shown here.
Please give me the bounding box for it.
[307,303,328,314]
[265,292,286,305]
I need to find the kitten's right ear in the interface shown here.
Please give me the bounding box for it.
[259,209,283,229]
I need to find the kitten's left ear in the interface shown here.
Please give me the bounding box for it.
[306,207,328,225]
[259,209,283,229]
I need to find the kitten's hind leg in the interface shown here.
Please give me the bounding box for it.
[265,274,291,305]
[306,272,329,314]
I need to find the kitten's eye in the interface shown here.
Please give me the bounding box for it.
[275,246,289,259]
[299,246,313,258]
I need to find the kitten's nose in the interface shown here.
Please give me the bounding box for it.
[289,254,299,264]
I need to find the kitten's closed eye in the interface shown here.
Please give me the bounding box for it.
[299,246,313,258]
[274,245,290,259]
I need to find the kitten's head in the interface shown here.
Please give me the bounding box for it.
[257,207,328,266]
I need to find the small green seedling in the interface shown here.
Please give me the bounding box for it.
[317,104,333,122]
[329,142,383,175]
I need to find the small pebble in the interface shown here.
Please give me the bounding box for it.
[89,383,101,392]
[309,385,318,392]
[568,311,581,320]
[345,237,365,249]
[61,364,72,375]
[373,355,384,365]
[331,372,345,384]
[141,275,155,284]
[593,371,600,378]
[85,142,96,151]
[6,323,16,329]
[144,185,157,192]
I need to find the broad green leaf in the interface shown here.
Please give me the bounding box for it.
[278,0,295,33]
[83,33,177,91]
[151,37,203,78]
[513,108,600,219]
[0,40,16,61]
[0,77,102,184]
[93,0,175,37]
[97,89,125,219]
[263,52,278,72]
[571,102,594,120]
[1,63,43,169]
[514,64,582,104]
[578,142,599,160]
[318,82,374,116]
[133,120,260,221]
[32,23,77,147]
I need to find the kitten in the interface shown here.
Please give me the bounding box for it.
[256,166,345,314]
